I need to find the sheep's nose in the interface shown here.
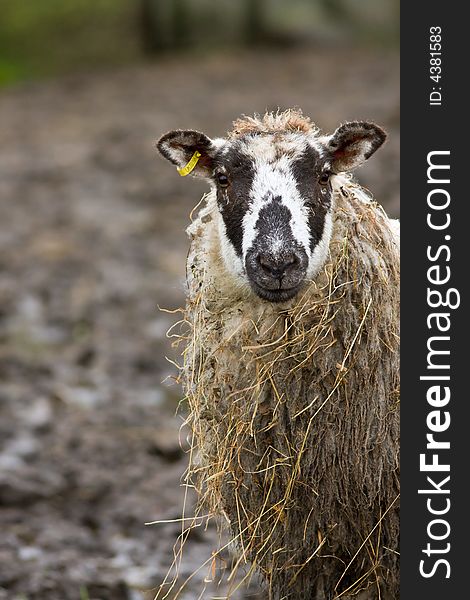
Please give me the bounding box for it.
[245,247,308,300]
[257,253,299,279]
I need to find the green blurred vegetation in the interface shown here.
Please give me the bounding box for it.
[0,0,398,88]
[0,0,140,86]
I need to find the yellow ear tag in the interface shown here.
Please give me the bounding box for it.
[177,150,201,176]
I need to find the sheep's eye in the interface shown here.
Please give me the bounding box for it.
[319,172,331,186]
[216,173,229,188]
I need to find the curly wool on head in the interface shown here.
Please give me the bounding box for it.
[229,108,318,138]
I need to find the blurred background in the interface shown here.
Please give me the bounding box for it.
[0,1,399,599]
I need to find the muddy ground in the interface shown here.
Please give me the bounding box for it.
[0,46,399,600]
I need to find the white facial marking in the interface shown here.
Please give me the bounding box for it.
[242,160,312,260]
[211,138,228,153]
[239,136,317,264]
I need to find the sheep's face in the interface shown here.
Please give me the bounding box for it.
[157,120,386,302]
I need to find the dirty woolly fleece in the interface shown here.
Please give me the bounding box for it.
[165,112,400,600]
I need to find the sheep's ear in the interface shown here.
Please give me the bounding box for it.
[326,122,387,172]
[156,129,217,178]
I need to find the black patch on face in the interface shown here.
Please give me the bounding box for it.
[253,195,294,251]
[213,142,256,257]
[291,145,332,254]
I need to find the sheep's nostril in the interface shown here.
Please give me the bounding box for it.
[258,255,273,273]
[285,255,297,267]
[257,253,299,277]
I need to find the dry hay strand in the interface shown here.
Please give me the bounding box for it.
[159,180,400,600]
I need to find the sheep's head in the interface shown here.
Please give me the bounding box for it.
[157,112,386,302]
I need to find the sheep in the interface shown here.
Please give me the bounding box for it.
[156,109,399,600]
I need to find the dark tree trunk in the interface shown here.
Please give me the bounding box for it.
[140,0,190,53]
[245,0,266,44]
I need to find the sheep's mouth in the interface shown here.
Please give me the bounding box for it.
[250,281,302,303]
